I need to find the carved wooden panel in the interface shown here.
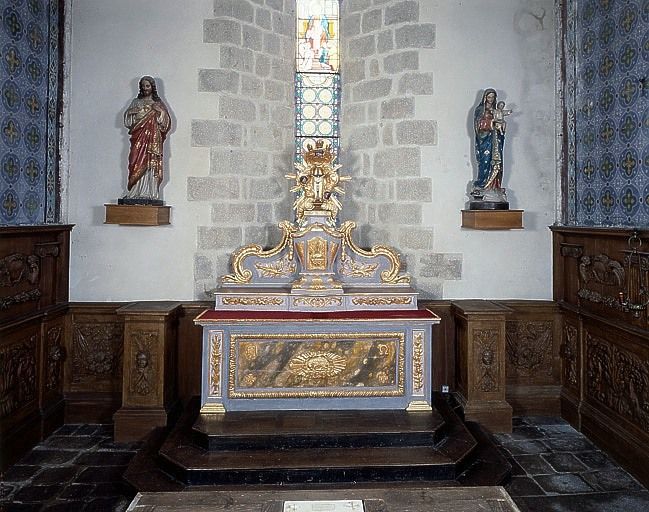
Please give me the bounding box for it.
[585,331,649,432]
[562,322,579,390]
[506,320,553,380]
[0,333,38,421]
[0,253,41,311]
[70,321,123,392]
[474,328,499,393]
[127,330,160,401]
[44,323,65,394]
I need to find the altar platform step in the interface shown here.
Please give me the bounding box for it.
[192,408,446,451]
[124,394,511,490]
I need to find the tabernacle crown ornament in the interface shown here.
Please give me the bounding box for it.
[286,140,351,226]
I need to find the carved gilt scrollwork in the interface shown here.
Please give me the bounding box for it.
[506,321,553,377]
[129,331,159,396]
[412,331,424,393]
[474,328,498,392]
[71,322,123,383]
[0,335,37,419]
[209,331,223,396]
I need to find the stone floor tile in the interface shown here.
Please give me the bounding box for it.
[43,435,100,450]
[505,476,546,497]
[0,502,43,511]
[0,483,15,499]
[74,465,129,484]
[514,490,649,512]
[91,481,135,498]
[542,452,588,473]
[534,473,594,494]
[52,424,82,436]
[83,496,131,512]
[42,500,86,511]
[75,451,135,466]
[75,424,103,435]
[541,436,595,452]
[1,465,42,481]
[582,468,644,492]
[513,454,556,476]
[18,449,78,466]
[58,483,95,500]
[509,426,545,441]
[501,439,550,456]
[12,484,63,502]
[575,450,618,470]
[512,417,527,427]
[536,423,578,436]
[31,465,81,485]
[522,416,569,426]
[506,456,527,477]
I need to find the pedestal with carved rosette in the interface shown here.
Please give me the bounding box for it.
[113,302,180,442]
[451,300,512,433]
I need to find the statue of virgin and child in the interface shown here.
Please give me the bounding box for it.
[470,88,512,209]
[119,76,171,206]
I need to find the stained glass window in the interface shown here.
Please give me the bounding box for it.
[295,0,340,163]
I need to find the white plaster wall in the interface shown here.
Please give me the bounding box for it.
[66,0,556,302]
[67,0,214,301]
[418,0,556,299]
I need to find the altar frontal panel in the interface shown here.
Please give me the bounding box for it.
[229,332,404,398]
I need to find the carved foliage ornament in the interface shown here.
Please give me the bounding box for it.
[129,330,159,397]
[46,326,65,392]
[506,321,553,377]
[209,331,222,396]
[412,331,424,393]
[586,333,649,431]
[72,322,123,383]
[0,335,37,419]
[579,254,624,287]
[0,253,41,310]
[562,324,579,388]
[474,328,498,393]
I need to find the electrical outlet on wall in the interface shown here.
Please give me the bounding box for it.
[441,385,449,393]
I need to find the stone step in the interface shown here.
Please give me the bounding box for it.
[192,408,446,451]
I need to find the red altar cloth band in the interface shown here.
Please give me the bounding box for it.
[195,308,440,323]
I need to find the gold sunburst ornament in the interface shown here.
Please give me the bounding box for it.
[289,351,347,380]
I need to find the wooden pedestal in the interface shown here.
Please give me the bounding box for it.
[104,204,170,226]
[461,210,523,230]
[113,302,181,442]
[452,300,513,433]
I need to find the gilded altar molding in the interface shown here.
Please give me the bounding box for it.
[506,321,553,377]
[475,328,498,393]
[412,330,424,395]
[351,296,412,306]
[209,331,223,397]
[255,256,296,278]
[339,256,378,278]
[222,296,284,306]
[228,332,405,399]
[0,335,37,419]
[129,330,159,397]
[71,322,123,384]
[292,296,343,308]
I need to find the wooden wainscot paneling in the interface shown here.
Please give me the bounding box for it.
[421,301,456,395]
[451,300,512,433]
[580,317,649,487]
[177,302,211,400]
[0,321,41,471]
[113,302,181,442]
[552,226,649,488]
[65,303,125,423]
[0,225,72,473]
[502,301,561,417]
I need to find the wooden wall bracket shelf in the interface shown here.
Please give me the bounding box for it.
[104,204,170,226]
[461,209,523,230]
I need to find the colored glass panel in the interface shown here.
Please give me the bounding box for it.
[295,0,340,165]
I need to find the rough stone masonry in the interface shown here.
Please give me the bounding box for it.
[190,0,462,299]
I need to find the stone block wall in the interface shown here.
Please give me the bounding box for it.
[340,0,462,297]
[190,0,295,296]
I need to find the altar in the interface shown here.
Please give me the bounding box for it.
[196,140,439,413]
